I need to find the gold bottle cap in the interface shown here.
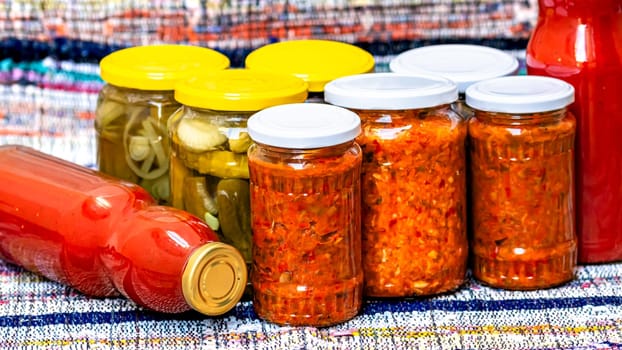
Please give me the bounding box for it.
[182,242,247,316]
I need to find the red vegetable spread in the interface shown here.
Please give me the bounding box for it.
[249,143,363,326]
[356,108,468,297]
[469,110,577,290]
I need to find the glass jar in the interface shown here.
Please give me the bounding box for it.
[325,73,468,298]
[247,103,363,327]
[244,39,375,103]
[168,69,308,266]
[466,76,577,290]
[95,45,230,204]
[526,0,622,264]
[389,44,519,119]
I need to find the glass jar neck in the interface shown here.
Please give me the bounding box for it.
[185,105,253,118]
[255,141,356,159]
[538,0,621,17]
[473,108,566,126]
[106,84,175,104]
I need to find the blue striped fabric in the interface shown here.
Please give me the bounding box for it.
[2,258,622,349]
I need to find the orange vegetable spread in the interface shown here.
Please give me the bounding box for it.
[249,143,363,326]
[356,107,468,297]
[469,110,577,290]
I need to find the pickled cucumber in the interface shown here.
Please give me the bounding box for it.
[217,178,252,262]
[183,176,219,217]
[177,118,227,152]
[170,154,191,209]
[228,132,252,154]
[123,116,169,180]
[96,89,177,205]
[180,150,249,179]
[96,99,138,182]
[139,174,170,203]
[96,99,125,142]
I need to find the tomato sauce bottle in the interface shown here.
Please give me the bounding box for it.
[526,0,622,263]
[247,103,363,327]
[0,145,247,315]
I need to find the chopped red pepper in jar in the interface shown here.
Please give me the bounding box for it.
[324,73,468,298]
[247,103,363,327]
[469,111,577,289]
[356,108,468,297]
[466,76,577,290]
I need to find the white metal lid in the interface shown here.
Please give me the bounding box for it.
[465,76,575,114]
[389,44,519,93]
[247,103,361,149]
[324,73,457,110]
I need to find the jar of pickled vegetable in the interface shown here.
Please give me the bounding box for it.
[247,103,363,327]
[466,75,577,290]
[244,39,375,103]
[389,44,519,119]
[324,73,468,298]
[95,45,230,204]
[168,69,308,266]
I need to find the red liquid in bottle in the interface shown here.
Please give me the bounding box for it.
[0,145,247,315]
[526,0,622,263]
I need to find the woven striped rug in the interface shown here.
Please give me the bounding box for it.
[2,259,622,349]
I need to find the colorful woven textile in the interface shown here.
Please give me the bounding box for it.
[7,1,620,349]
[2,259,622,349]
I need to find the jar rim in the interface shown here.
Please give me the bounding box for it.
[465,76,575,114]
[324,73,458,110]
[247,103,361,149]
[389,44,519,93]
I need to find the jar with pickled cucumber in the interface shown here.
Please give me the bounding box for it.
[245,39,375,102]
[95,45,230,204]
[168,69,308,265]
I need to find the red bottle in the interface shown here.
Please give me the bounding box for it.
[526,0,622,263]
[0,145,247,315]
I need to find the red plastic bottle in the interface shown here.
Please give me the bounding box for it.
[0,145,247,315]
[526,0,622,263]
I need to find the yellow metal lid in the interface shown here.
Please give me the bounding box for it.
[99,45,230,91]
[174,69,308,111]
[245,39,375,92]
[182,242,247,316]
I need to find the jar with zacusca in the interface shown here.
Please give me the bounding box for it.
[325,73,468,298]
[95,45,230,204]
[466,75,577,290]
[247,103,363,327]
[168,69,308,266]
